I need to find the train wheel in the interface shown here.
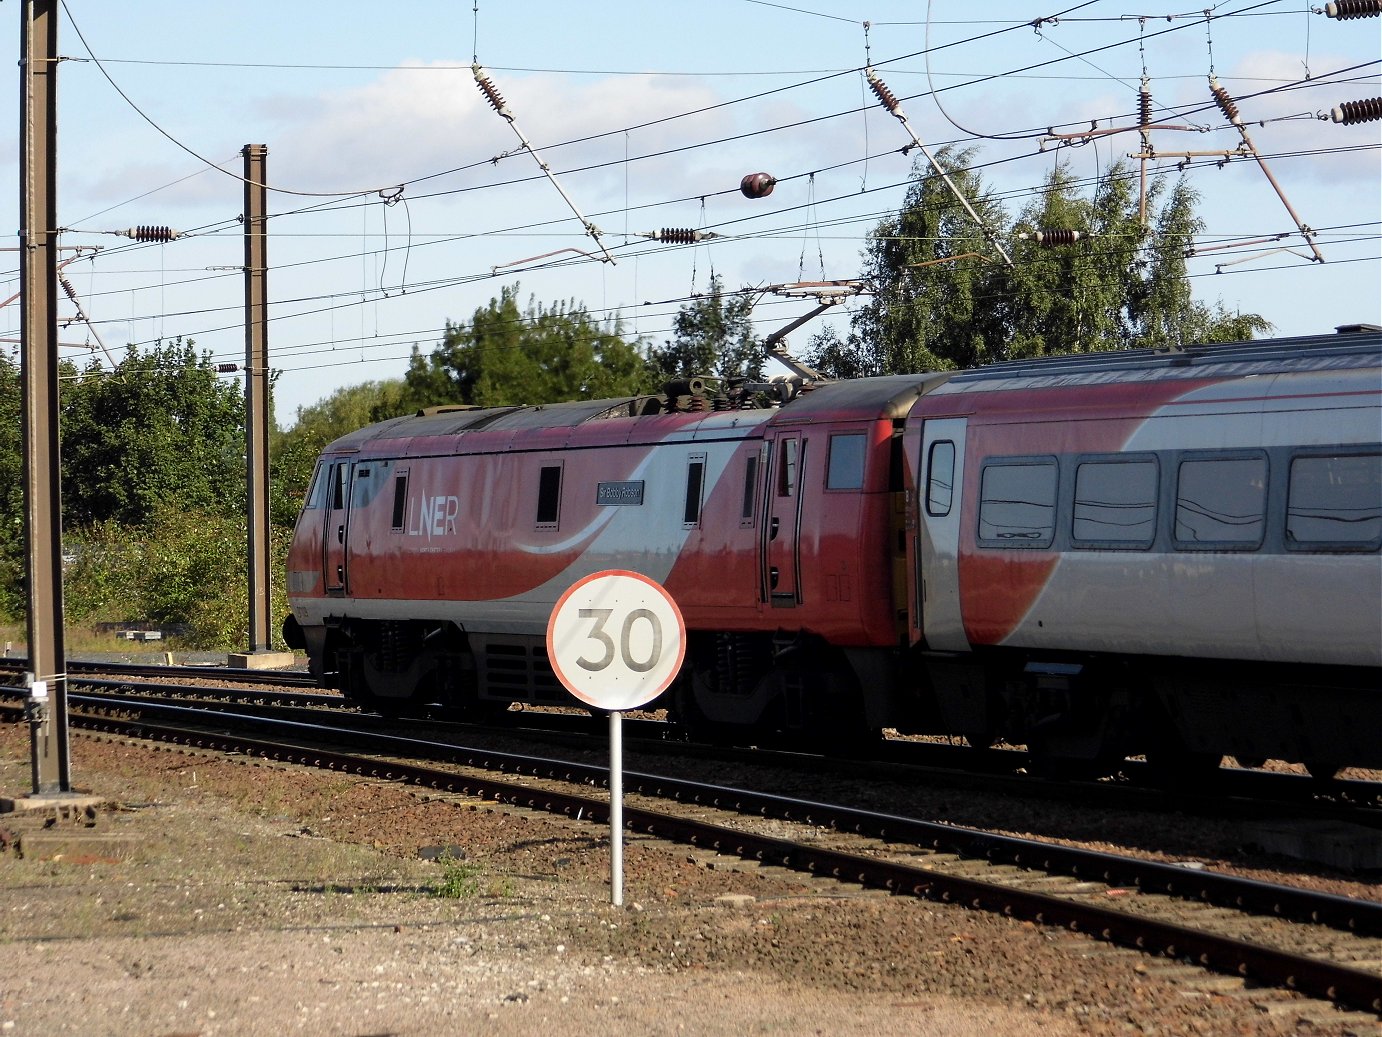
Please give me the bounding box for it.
[1304,760,1342,782]
[1143,744,1223,790]
[673,682,744,746]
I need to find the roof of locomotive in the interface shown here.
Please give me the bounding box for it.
[320,373,959,454]
[321,396,656,451]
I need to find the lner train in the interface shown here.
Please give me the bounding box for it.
[284,327,1382,775]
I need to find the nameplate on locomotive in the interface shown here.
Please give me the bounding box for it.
[596,481,645,506]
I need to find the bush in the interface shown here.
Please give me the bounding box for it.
[62,506,292,650]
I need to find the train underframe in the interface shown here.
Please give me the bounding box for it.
[284,613,1379,774]
[918,646,1382,778]
[286,613,897,745]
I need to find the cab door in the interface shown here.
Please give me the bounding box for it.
[322,459,355,596]
[762,431,804,607]
[917,419,968,649]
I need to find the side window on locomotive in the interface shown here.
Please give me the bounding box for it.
[390,469,410,532]
[977,459,1057,548]
[1072,457,1158,547]
[740,454,759,528]
[1173,453,1267,547]
[926,441,956,517]
[1286,452,1382,549]
[536,464,563,528]
[683,454,706,527]
[826,434,867,490]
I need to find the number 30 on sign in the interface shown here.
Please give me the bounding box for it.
[546,570,687,712]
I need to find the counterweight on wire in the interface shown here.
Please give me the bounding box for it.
[473,64,614,265]
[864,68,1013,267]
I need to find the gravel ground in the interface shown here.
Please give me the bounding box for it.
[1,723,1378,1036]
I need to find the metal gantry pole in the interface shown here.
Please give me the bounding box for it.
[242,144,273,653]
[18,0,70,794]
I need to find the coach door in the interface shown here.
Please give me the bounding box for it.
[917,418,969,650]
[763,431,804,607]
[322,459,355,596]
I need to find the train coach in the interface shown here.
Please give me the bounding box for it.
[284,326,1381,775]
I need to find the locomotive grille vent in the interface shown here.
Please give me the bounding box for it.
[475,638,563,703]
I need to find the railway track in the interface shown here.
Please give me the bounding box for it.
[3,691,1378,1020]
[25,675,1382,829]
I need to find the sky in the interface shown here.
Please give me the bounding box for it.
[2,1,1379,425]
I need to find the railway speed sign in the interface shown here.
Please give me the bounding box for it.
[546,570,686,711]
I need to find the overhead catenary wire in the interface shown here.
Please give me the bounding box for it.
[30,4,1376,388]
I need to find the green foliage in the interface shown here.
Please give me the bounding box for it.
[0,356,23,621]
[645,274,764,385]
[432,852,482,899]
[826,145,1012,376]
[807,150,1269,374]
[400,285,652,409]
[62,504,292,649]
[60,340,246,527]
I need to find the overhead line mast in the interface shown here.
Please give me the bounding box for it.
[17,0,71,796]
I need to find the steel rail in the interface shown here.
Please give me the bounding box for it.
[28,701,1382,1016]
[23,690,1382,939]
[0,658,316,687]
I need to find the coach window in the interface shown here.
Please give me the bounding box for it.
[1286,452,1382,549]
[926,441,956,517]
[826,433,867,490]
[1173,453,1267,547]
[977,458,1057,548]
[390,469,410,532]
[536,463,563,528]
[1072,457,1158,547]
[683,453,706,527]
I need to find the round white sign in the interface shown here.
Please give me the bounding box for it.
[546,570,687,711]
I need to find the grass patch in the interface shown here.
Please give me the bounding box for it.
[432,852,483,899]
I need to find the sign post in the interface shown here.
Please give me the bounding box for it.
[546,570,686,907]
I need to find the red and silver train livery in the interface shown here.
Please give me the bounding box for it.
[284,327,1381,774]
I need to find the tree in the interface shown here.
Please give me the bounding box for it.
[60,340,245,527]
[813,145,1012,377]
[646,275,764,386]
[808,149,1269,375]
[401,285,651,409]
[0,355,23,620]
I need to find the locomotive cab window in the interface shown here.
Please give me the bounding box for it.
[977,458,1057,548]
[826,433,867,490]
[1173,452,1267,548]
[1072,456,1158,548]
[683,453,706,527]
[1286,451,1382,549]
[926,441,956,517]
[302,464,327,511]
[536,463,563,528]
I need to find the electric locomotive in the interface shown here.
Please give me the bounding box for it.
[284,326,1381,774]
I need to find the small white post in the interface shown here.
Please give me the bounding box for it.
[609,709,624,907]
